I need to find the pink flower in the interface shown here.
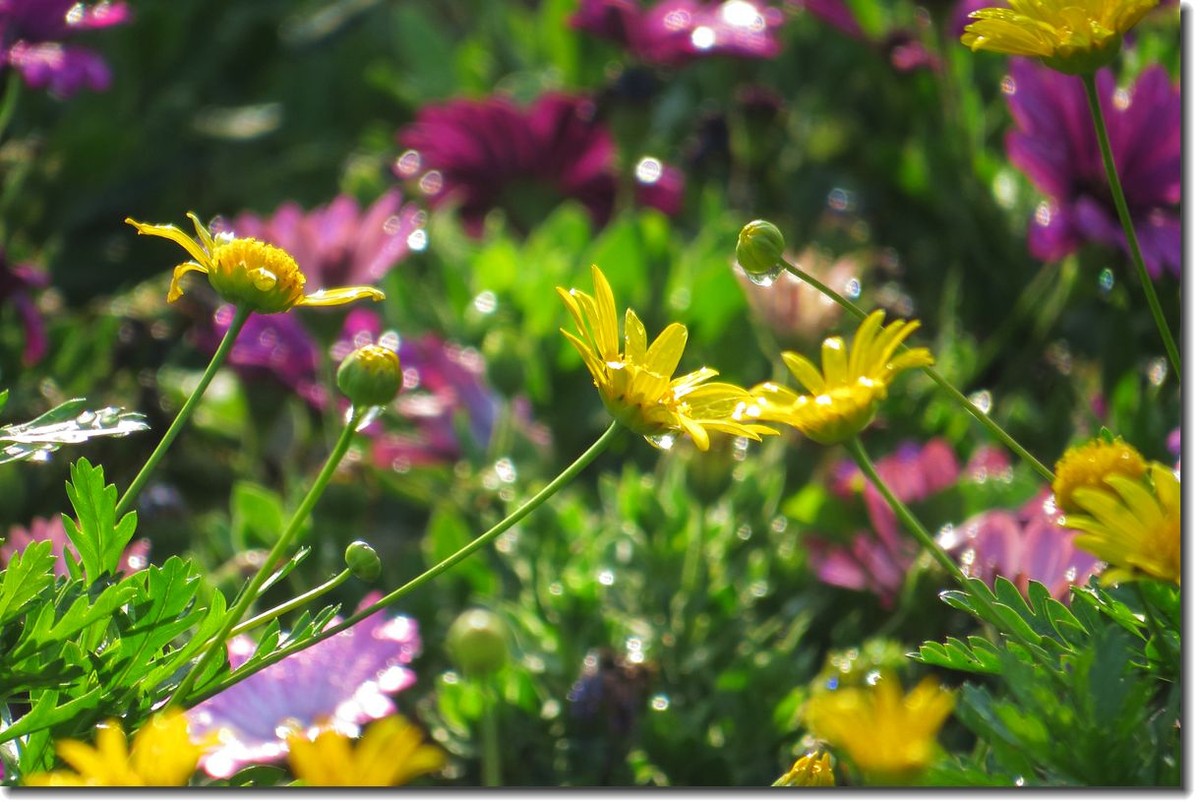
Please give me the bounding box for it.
[939,490,1106,600]
[186,594,421,778]
[0,0,131,97]
[2,515,149,577]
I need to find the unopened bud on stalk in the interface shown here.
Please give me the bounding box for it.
[447,608,510,677]
[337,344,402,408]
[344,540,382,581]
[737,219,786,279]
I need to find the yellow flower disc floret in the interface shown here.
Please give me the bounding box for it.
[1064,462,1180,586]
[557,265,777,451]
[961,0,1159,74]
[747,310,933,444]
[805,675,955,784]
[1052,435,1148,516]
[126,212,385,314]
[774,750,836,787]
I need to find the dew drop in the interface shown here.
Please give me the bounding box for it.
[406,229,428,251]
[745,265,783,286]
[1098,268,1115,292]
[968,389,992,415]
[650,694,671,711]
[634,156,663,184]
[598,569,615,586]
[646,433,676,450]
[844,277,862,299]
[1146,357,1167,387]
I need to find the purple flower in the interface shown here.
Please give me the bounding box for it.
[395,92,683,234]
[0,250,48,365]
[1004,59,1181,278]
[0,0,131,97]
[939,489,1106,600]
[2,515,149,577]
[223,190,425,290]
[572,0,785,65]
[186,594,421,779]
[334,310,542,470]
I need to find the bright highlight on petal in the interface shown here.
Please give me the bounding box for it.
[557,265,776,451]
[747,310,933,444]
[24,709,206,787]
[1064,462,1180,586]
[961,0,1158,74]
[126,213,385,314]
[286,715,447,787]
[805,675,955,783]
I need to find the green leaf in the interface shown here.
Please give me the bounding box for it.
[230,482,286,551]
[0,687,103,744]
[0,400,148,465]
[62,458,137,581]
[114,557,208,687]
[142,589,228,693]
[0,541,56,624]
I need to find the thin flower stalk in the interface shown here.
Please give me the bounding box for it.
[779,255,1054,483]
[182,421,623,710]
[1081,71,1180,381]
[116,305,252,515]
[167,407,367,709]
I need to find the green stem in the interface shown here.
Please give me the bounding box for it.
[116,306,252,515]
[670,506,705,644]
[230,569,353,639]
[1081,72,1180,380]
[181,421,623,709]
[167,408,365,708]
[779,257,1054,483]
[480,681,502,787]
[846,437,968,588]
[0,71,19,146]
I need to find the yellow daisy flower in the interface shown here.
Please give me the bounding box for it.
[805,676,955,784]
[557,265,776,451]
[1064,462,1180,586]
[773,750,836,787]
[1052,435,1148,516]
[286,715,447,787]
[747,310,933,445]
[961,0,1159,75]
[126,213,385,314]
[24,709,205,787]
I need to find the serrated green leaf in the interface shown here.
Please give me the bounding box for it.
[46,578,137,643]
[62,459,137,581]
[142,588,228,693]
[109,557,207,692]
[0,687,103,744]
[0,402,149,465]
[0,541,56,624]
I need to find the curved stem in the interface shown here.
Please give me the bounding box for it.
[780,257,1054,483]
[182,421,622,709]
[117,306,252,515]
[166,408,365,708]
[231,569,353,639]
[1081,72,1180,381]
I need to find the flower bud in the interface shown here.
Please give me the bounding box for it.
[736,220,785,278]
[344,540,382,582]
[447,608,510,678]
[337,344,402,408]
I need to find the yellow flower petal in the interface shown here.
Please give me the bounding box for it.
[299,286,387,307]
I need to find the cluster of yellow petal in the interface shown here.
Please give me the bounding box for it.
[747,310,933,444]
[286,715,446,787]
[1064,462,1180,586]
[773,750,836,787]
[126,213,384,314]
[24,709,206,787]
[557,265,776,451]
[805,676,955,783]
[1052,436,1148,516]
[962,0,1159,74]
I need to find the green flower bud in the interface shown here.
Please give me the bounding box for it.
[737,220,786,278]
[344,540,382,582]
[337,344,402,408]
[447,608,510,677]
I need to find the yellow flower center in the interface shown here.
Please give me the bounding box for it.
[209,238,307,313]
[1053,437,1147,515]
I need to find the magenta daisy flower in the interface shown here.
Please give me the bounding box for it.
[395,92,683,234]
[186,594,421,778]
[0,0,131,97]
[1004,59,1180,278]
[572,0,785,65]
